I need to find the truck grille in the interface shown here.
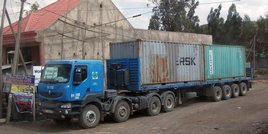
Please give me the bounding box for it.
[41,101,61,109]
[40,92,63,99]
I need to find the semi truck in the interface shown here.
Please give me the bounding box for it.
[37,40,252,128]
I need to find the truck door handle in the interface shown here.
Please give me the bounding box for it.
[86,88,90,92]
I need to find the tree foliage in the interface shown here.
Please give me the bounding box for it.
[25,2,39,15]
[148,2,268,54]
[148,0,200,32]
[207,4,224,43]
[224,4,242,44]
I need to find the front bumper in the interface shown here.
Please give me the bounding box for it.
[41,101,80,119]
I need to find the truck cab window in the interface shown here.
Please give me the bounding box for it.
[40,64,71,83]
[74,65,87,84]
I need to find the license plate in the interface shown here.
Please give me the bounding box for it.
[43,109,54,114]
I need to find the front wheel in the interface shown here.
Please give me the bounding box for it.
[112,100,130,122]
[79,105,100,129]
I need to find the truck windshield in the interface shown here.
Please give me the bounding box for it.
[40,64,72,84]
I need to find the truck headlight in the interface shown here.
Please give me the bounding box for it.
[60,103,72,109]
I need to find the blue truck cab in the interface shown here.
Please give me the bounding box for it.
[38,60,105,124]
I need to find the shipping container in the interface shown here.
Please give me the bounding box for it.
[204,45,246,80]
[109,40,204,88]
[108,40,247,91]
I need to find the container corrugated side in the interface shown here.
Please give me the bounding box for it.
[205,45,246,80]
[139,41,204,85]
[110,41,138,59]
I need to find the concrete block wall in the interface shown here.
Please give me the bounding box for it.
[135,29,213,44]
[39,0,136,62]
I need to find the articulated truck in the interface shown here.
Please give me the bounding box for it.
[38,40,252,128]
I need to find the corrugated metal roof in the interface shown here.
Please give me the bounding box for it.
[3,0,80,34]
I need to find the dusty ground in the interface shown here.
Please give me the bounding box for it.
[0,80,268,134]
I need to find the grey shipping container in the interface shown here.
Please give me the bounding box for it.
[110,40,205,85]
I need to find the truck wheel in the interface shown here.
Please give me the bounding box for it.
[210,86,222,102]
[162,94,175,112]
[222,85,231,100]
[239,82,248,96]
[231,84,240,98]
[79,105,100,129]
[113,100,130,122]
[147,96,161,116]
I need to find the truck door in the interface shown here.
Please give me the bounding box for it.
[72,64,102,101]
[72,65,89,100]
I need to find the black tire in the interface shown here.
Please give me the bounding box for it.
[147,96,161,116]
[239,82,248,96]
[79,105,100,129]
[210,86,222,102]
[222,85,232,100]
[162,94,175,112]
[112,100,130,122]
[231,84,240,98]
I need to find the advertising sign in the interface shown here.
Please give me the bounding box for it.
[5,74,35,93]
[4,74,35,113]
[33,66,43,86]
[13,93,33,113]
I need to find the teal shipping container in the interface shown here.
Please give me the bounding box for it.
[205,45,246,80]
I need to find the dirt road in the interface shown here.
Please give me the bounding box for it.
[0,81,268,134]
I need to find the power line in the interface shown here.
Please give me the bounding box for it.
[20,1,153,12]
[94,11,153,27]
[199,0,240,5]
[11,1,142,40]
[10,0,18,20]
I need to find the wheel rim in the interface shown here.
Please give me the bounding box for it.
[166,98,173,109]
[226,89,230,95]
[118,106,127,118]
[216,90,221,98]
[86,110,96,123]
[235,88,238,93]
[242,86,246,93]
[152,102,157,111]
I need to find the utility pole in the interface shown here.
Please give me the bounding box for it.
[12,0,26,75]
[253,35,256,76]
[5,9,28,75]
[7,0,26,124]
[81,0,90,60]
[100,2,107,95]
[0,0,8,119]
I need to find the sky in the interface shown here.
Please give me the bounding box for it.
[0,0,268,29]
